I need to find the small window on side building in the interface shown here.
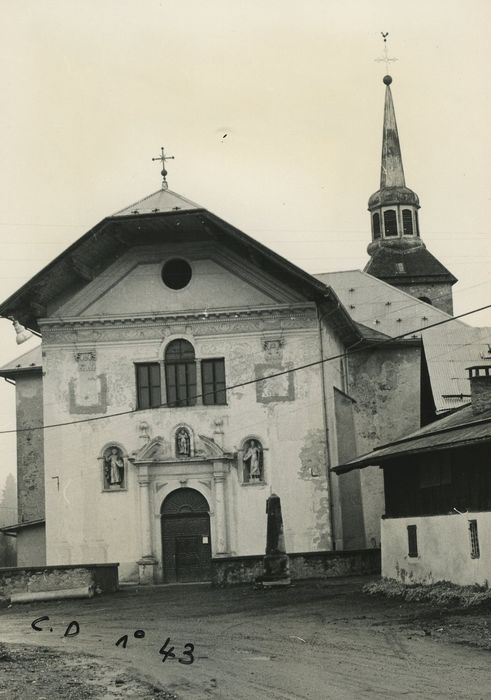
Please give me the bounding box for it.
[469,520,480,559]
[407,524,418,557]
[136,363,161,409]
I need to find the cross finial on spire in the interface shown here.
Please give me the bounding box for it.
[152,146,175,190]
[375,32,398,78]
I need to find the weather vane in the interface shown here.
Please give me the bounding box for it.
[375,32,398,76]
[152,146,175,190]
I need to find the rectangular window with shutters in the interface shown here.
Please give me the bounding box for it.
[407,524,418,558]
[165,361,197,407]
[136,363,161,409]
[201,359,226,405]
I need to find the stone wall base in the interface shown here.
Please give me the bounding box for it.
[0,563,119,598]
[211,549,381,586]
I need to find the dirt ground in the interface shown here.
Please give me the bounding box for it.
[0,576,490,699]
[0,642,177,699]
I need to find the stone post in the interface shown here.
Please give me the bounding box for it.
[137,466,156,584]
[256,493,290,587]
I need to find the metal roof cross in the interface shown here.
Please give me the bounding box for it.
[152,146,175,190]
[375,32,398,75]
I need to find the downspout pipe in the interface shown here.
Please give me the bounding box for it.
[317,305,337,551]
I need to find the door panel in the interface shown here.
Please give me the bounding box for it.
[162,514,211,583]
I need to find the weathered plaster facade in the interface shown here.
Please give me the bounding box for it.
[344,344,421,547]
[15,374,45,524]
[390,281,454,315]
[36,242,337,582]
[1,182,440,580]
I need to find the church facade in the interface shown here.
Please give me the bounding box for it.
[1,73,477,583]
[0,188,362,583]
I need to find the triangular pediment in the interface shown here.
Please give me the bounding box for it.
[50,242,304,318]
[0,197,328,330]
[133,434,227,463]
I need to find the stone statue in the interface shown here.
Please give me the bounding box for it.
[243,440,262,481]
[104,446,125,487]
[176,428,191,457]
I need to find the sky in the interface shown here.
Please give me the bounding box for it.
[0,0,490,496]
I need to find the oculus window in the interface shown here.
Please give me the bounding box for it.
[161,258,192,289]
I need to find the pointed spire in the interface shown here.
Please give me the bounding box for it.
[380,76,406,189]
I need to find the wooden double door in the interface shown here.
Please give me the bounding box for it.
[161,488,212,583]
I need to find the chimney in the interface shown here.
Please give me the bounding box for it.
[467,365,491,415]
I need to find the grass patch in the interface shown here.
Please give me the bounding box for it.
[364,578,491,608]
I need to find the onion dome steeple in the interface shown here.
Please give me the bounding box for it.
[364,73,457,315]
[367,74,421,255]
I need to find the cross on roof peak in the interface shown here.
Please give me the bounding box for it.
[152,146,175,190]
[375,32,398,80]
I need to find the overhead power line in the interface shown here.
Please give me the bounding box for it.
[0,302,490,436]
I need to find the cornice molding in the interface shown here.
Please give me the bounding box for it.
[39,304,318,344]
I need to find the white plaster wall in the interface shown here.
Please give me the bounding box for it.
[42,320,331,581]
[53,245,302,319]
[382,513,491,586]
[83,259,277,316]
[44,418,142,582]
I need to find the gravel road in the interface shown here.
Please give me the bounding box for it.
[0,576,490,699]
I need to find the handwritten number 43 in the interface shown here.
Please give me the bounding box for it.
[159,637,194,665]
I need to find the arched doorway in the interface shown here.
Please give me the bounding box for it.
[161,488,212,583]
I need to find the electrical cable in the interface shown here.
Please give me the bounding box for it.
[0,301,490,436]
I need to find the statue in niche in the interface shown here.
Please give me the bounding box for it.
[176,428,191,458]
[104,446,125,488]
[243,439,263,482]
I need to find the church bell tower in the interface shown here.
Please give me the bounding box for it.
[364,74,457,314]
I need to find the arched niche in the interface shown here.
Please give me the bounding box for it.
[99,442,128,491]
[240,436,265,484]
[174,424,194,458]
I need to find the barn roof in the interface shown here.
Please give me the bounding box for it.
[334,402,491,473]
